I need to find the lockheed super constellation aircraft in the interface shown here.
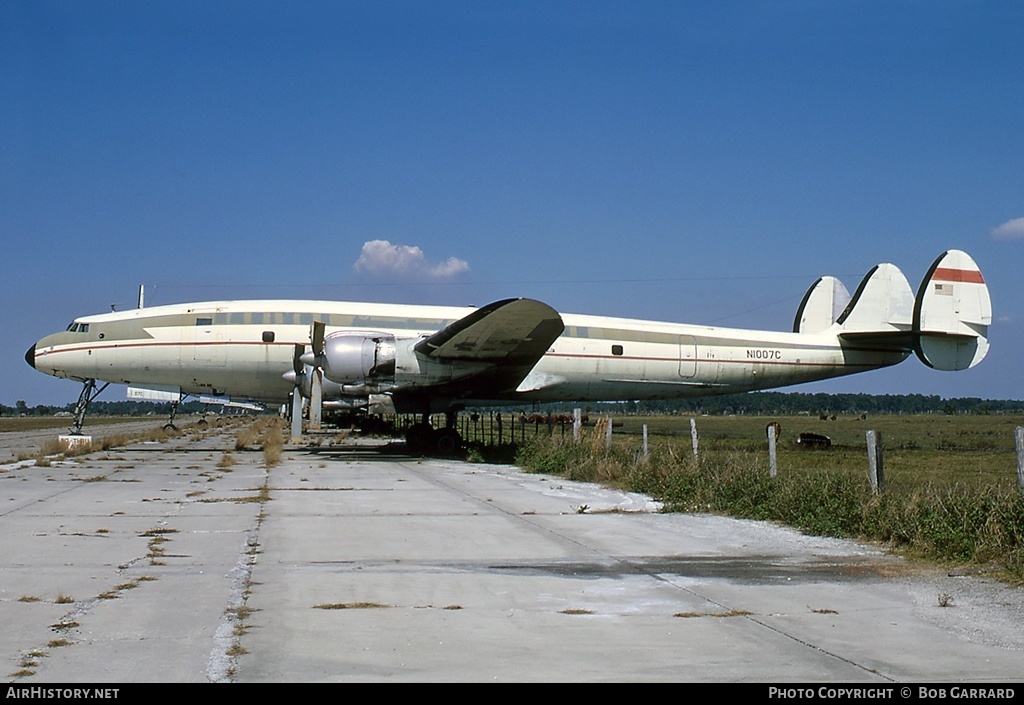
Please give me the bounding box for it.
[26,250,991,453]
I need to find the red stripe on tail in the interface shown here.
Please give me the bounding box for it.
[932,267,985,284]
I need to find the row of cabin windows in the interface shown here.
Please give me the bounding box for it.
[192,316,626,355]
[196,313,337,327]
[197,312,450,328]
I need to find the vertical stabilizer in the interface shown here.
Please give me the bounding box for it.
[794,276,851,334]
[913,250,991,370]
[836,263,914,334]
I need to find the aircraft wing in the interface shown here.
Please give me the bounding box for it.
[415,298,564,361]
[414,298,565,394]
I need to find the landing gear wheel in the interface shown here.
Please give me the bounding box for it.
[405,423,434,452]
[432,427,463,455]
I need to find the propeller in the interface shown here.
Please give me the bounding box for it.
[281,321,326,436]
[288,344,305,440]
[301,321,326,431]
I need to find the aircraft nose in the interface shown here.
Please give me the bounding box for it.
[25,344,36,369]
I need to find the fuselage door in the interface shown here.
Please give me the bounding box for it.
[190,317,226,367]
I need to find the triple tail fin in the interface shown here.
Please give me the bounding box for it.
[800,251,991,371]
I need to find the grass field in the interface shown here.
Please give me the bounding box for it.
[611,413,1024,494]
[502,412,1024,581]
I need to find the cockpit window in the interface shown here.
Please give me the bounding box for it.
[66,323,89,333]
[67,323,77,332]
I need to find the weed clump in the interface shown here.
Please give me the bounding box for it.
[234,417,285,467]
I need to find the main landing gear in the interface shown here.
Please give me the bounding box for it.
[404,412,463,455]
[163,397,181,431]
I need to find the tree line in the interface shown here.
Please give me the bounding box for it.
[4,392,1023,420]
[511,392,1024,417]
[2,399,216,418]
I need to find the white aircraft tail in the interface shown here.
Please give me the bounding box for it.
[836,263,915,335]
[803,251,991,371]
[793,276,851,334]
[913,250,992,371]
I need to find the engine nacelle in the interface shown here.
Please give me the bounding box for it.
[321,333,396,384]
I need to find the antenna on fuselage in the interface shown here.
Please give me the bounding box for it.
[138,285,145,309]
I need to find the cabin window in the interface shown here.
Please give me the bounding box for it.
[611,344,623,356]
[262,331,275,343]
[196,317,213,326]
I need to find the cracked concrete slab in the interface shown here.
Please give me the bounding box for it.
[1,426,1022,683]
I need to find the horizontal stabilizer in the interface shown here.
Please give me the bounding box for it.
[793,276,851,334]
[913,250,991,370]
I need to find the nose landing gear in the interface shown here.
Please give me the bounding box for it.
[69,378,110,435]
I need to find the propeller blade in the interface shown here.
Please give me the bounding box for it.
[290,390,303,441]
[311,320,326,356]
[309,368,323,431]
[301,321,328,367]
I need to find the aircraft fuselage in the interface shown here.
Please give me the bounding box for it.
[27,298,906,412]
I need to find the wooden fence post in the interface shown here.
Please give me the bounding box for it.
[767,424,778,478]
[690,418,699,467]
[1015,426,1024,496]
[573,408,582,443]
[867,430,885,494]
[642,424,649,462]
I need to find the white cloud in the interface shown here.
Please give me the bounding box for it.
[353,240,470,279]
[990,216,1024,241]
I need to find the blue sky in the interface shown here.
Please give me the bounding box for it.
[3,1,1022,406]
